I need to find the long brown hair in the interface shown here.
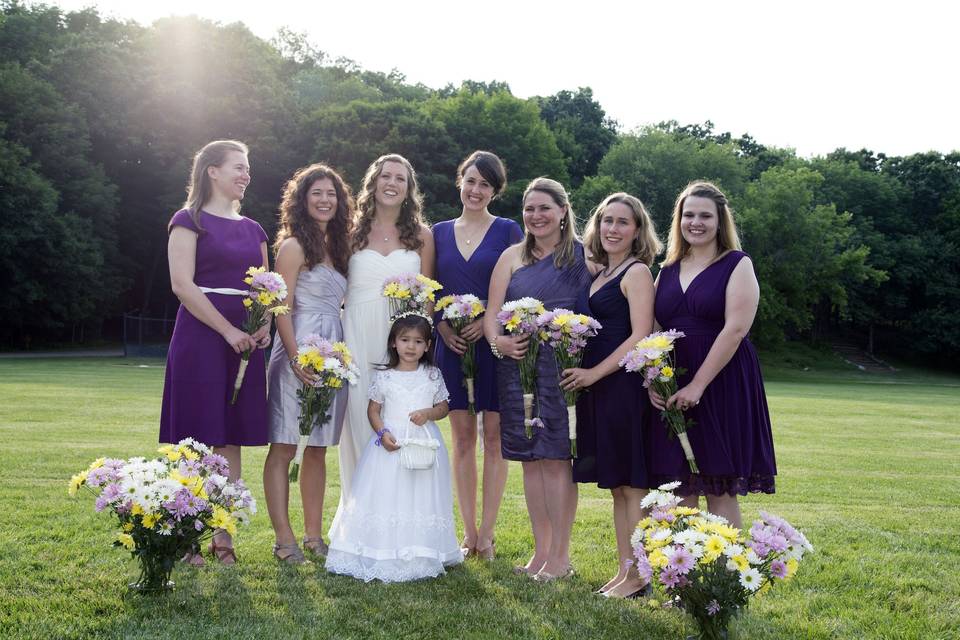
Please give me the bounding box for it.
[584,192,662,267]
[275,163,355,275]
[351,154,425,252]
[180,140,248,232]
[520,177,578,268]
[663,181,741,266]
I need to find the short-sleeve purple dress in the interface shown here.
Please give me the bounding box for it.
[159,209,269,447]
[497,243,591,461]
[433,217,523,412]
[647,250,776,495]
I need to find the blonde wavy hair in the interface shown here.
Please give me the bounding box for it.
[521,177,579,268]
[583,192,662,267]
[663,181,740,266]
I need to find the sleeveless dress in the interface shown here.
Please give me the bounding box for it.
[160,209,268,447]
[572,262,650,489]
[498,244,591,461]
[339,249,422,498]
[326,365,463,582]
[433,217,523,412]
[648,250,776,496]
[266,264,348,446]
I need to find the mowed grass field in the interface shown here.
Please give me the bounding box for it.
[0,356,958,639]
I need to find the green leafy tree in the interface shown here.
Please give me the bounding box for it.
[536,87,618,187]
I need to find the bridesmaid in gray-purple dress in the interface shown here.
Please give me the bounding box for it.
[648,181,776,530]
[160,140,271,564]
[484,178,590,582]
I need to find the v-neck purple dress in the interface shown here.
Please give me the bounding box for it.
[433,217,523,412]
[648,250,776,495]
[159,209,269,447]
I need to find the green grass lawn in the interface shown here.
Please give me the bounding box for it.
[1,357,958,639]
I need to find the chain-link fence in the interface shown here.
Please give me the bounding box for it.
[122,313,175,357]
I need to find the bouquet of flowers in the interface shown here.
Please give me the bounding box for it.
[632,483,813,640]
[536,308,602,456]
[231,266,290,404]
[497,297,546,437]
[290,334,360,482]
[619,329,698,473]
[435,294,486,415]
[381,273,443,320]
[69,438,256,592]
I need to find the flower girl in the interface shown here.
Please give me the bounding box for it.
[326,313,463,581]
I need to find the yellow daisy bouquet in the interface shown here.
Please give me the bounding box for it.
[381,272,442,320]
[68,438,256,592]
[290,334,360,482]
[496,297,546,437]
[435,294,485,414]
[632,482,813,639]
[231,266,290,404]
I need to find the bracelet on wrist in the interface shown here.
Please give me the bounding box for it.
[489,336,504,360]
[375,427,391,447]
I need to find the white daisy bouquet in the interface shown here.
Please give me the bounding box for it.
[632,483,813,640]
[381,272,443,320]
[290,334,360,482]
[68,439,256,592]
[435,294,485,415]
[231,266,290,404]
[497,297,546,437]
[536,308,602,456]
[619,329,698,473]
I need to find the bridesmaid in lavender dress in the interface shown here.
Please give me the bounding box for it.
[484,178,590,582]
[648,181,777,529]
[262,164,355,564]
[160,140,271,564]
[433,151,522,560]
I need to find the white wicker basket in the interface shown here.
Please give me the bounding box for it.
[398,436,440,470]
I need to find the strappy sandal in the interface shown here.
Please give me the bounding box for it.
[532,565,575,583]
[273,542,309,565]
[302,536,329,558]
[460,539,477,559]
[209,540,237,565]
[475,538,495,561]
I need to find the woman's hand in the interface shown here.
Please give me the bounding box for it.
[408,409,430,426]
[252,323,272,349]
[460,318,484,343]
[437,320,467,356]
[648,387,666,410]
[381,431,400,452]
[222,327,256,354]
[290,359,319,386]
[497,334,530,360]
[666,384,704,412]
[560,367,600,392]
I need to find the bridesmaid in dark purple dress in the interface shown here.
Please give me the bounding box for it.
[160,140,271,563]
[562,193,660,598]
[484,178,590,582]
[433,151,523,560]
[648,181,776,529]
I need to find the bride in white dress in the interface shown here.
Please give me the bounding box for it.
[339,154,435,500]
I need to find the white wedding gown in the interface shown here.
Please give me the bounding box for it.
[326,365,463,582]
[339,248,422,499]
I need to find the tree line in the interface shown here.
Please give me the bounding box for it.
[1,2,957,365]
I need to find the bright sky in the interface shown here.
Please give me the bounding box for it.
[52,0,958,158]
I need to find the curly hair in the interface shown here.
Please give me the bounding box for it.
[274,163,355,275]
[351,154,425,253]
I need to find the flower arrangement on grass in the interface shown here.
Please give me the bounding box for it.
[232,266,290,404]
[381,273,443,319]
[620,329,699,473]
[496,297,546,436]
[536,308,601,455]
[632,483,813,639]
[69,439,256,592]
[290,334,360,482]
[435,294,485,414]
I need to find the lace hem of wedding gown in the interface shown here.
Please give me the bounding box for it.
[326,551,459,583]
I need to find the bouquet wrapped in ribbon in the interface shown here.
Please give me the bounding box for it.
[69,438,256,592]
[381,273,443,320]
[497,297,546,437]
[536,308,601,456]
[633,482,813,639]
[290,335,360,482]
[620,329,699,473]
[435,294,485,415]
[231,266,290,404]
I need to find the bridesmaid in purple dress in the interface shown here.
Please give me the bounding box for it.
[433,151,522,561]
[648,181,776,529]
[160,140,271,564]
[484,178,590,582]
[562,193,660,598]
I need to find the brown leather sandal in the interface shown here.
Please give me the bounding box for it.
[209,540,237,565]
[302,536,329,558]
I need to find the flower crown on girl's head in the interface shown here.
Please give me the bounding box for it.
[390,309,434,327]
